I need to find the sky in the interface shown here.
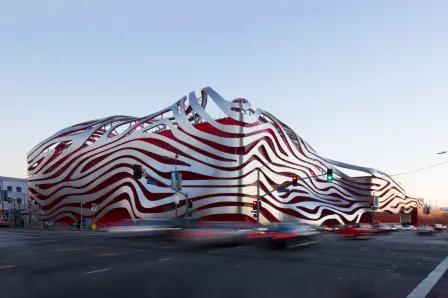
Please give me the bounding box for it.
[0,0,447,205]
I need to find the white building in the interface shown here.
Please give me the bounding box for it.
[0,176,28,220]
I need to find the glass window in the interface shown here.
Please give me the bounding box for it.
[6,186,12,192]
[16,187,22,193]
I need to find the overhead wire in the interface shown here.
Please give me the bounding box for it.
[390,160,448,177]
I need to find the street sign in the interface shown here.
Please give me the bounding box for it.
[277,188,289,193]
[91,223,97,231]
[171,172,182,190]
[91,204,98,212]
[146,179,157,185]
[373,196,378,207]
[174,193,180,205]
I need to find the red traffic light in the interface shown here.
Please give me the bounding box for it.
[188,199,193,208]
[252,200,257,210]
[292,175,298,186]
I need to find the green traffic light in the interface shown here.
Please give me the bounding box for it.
[326,169,333,181]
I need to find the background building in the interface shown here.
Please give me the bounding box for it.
[0,176,29,225]
[27,87,426,226]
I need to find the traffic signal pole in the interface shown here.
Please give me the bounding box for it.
[255,169,332,221]
[257,168,260,224]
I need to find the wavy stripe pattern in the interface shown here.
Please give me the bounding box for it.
[27,87,423,225]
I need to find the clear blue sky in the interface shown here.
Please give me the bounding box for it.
[1,1,446,205]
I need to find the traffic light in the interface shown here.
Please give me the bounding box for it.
[292,175,298,186]
[252,200,262,210]
[326,169,333,181]
[188,199,193,209]
[252,200,257,210]
[133,164,143,179]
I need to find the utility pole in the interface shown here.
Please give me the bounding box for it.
[164,154,179,218]
[185,193,189,217]
[40,204,44,229]
[80,201,85,230]
[256,168,260,224]
[174,155,178,218]
[0,180,3,219]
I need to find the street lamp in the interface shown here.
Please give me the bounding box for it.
[437,151,447,155]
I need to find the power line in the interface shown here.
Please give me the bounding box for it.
[390,160,448,177]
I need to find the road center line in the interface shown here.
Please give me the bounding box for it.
[406,256,448,298]
[81,268,110,275]
[157,258,171,262]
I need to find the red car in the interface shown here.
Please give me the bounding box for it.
[0,219,9,228]
[338,223,374,239]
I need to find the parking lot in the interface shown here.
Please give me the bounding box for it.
[0,229,447,298]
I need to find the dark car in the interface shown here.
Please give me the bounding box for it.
[416,226,436,235]
[429,224,445,232]
[263,223,320,249]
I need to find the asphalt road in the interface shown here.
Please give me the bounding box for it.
[1,229,448,298]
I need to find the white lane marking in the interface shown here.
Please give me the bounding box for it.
[209,250,220,253]
[406,256,448,298]
[163,246,172,249]
[157,258,171,262]
[288,240,320,248]
[81,268,110,275]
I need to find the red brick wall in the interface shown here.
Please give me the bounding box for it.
[416,208,448,225]
[374,211,401,224]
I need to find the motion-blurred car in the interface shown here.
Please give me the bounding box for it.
[331,224,345,232]
[103,219,182,239]
[401,225,417,231]
[262,223,320,249]
[314,224,332,232]
[373,224,393,234]
[416,226,436,235]
[171,221,257,247]
[338,223,374,239]
[0,219,9,228]
[429,224,445,232]
[391,224,403,231]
